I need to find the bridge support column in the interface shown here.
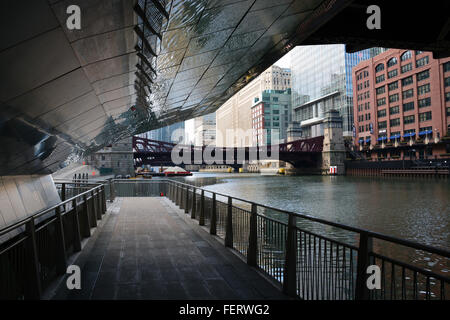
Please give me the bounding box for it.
[321,109,346,175]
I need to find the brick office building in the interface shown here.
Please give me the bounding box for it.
[353,49,450,161]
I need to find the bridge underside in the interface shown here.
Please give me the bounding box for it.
[1,0,449,175]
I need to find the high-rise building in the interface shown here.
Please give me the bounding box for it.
[251,89,292,145]
[140,122,185,144]
[291,45,385,138]
[216,65,291,147]
[185,112,216,146]
[353,49,450,160]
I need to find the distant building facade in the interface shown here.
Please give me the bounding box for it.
[353,49,450,160]
[141,122,185,144]
[185,112,216,146]
[88,137,134,176]
[291,45,385,138]
[216,65,291,147]
[251,89,292,145]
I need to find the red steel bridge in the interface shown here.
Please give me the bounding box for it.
[133,136,324,168]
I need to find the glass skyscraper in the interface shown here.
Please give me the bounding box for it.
[291,45,385,137]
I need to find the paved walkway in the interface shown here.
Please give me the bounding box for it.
[50,197,287,300]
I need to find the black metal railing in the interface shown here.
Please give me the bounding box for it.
[0,181,107,300]
[164,179,449,300]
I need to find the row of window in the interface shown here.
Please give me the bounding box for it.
[374,58,429,85]
[357,102,371,112]
[374,51,427,74]
[357,91,370,101]
[357,80,370,91]
[356,70,369,80]
[374,98,432,117]
[360,98,433,122]
[376,112,432,130]
[375,83,430,105]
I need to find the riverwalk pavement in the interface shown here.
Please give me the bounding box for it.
[48,197,288,300]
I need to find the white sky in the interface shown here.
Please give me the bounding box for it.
[273,51,292,69]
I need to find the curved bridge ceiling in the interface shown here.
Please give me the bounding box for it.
[0,0,449,175]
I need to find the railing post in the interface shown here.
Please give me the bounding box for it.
[179,185,183,208]
[61,183,66,201]
[355,231,373,300]
[210,193,217,235]
[91,191,98,221]
[72,199,82,252]
[96,188,102,219]
[185,185,190,214]
[247,203,258,266]
[191,188,196,219]
[101,185,106,214]
[180,186,185,210]
[109,179,114,202]
[199,189,205,226]
[82,194,93,234]
[55,206,67,275]
[225,197,233,248]
[24,218,41,299]
[283,214,297,297]
[175,184,179,206]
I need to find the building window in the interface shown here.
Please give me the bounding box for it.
[377,98,386,106]
[375,63,385,73]
[445,77,450,87]
[101,155,105,161]
[401,63,412,73]
[446,92,450,102]
[365,113,371,120]
[378,109,386,118]
[402,88,414,99]
[390,118,400,127]
[273,97,279,102]
[376,74,385,83]
[417,83,430,95]
[447,107,450,116]
[401,76,413,86]
[388,81,398,91]
[390,106,400,115]
[416,56,429,68]
[403,115,415,124]
[415,50,424,55]
[418,97,431,108]
[403,101,414,111]
[419,111,432,122]
[378,121,387,129]
[376,86,385,95]
[444,62,450,72]
[388,69,398,79]
[387,57,398,67]
[400,51,412,61]
[389,93,399,103]
[416,69,430,81]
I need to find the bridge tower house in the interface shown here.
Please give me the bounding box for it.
[321,109,346,175]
